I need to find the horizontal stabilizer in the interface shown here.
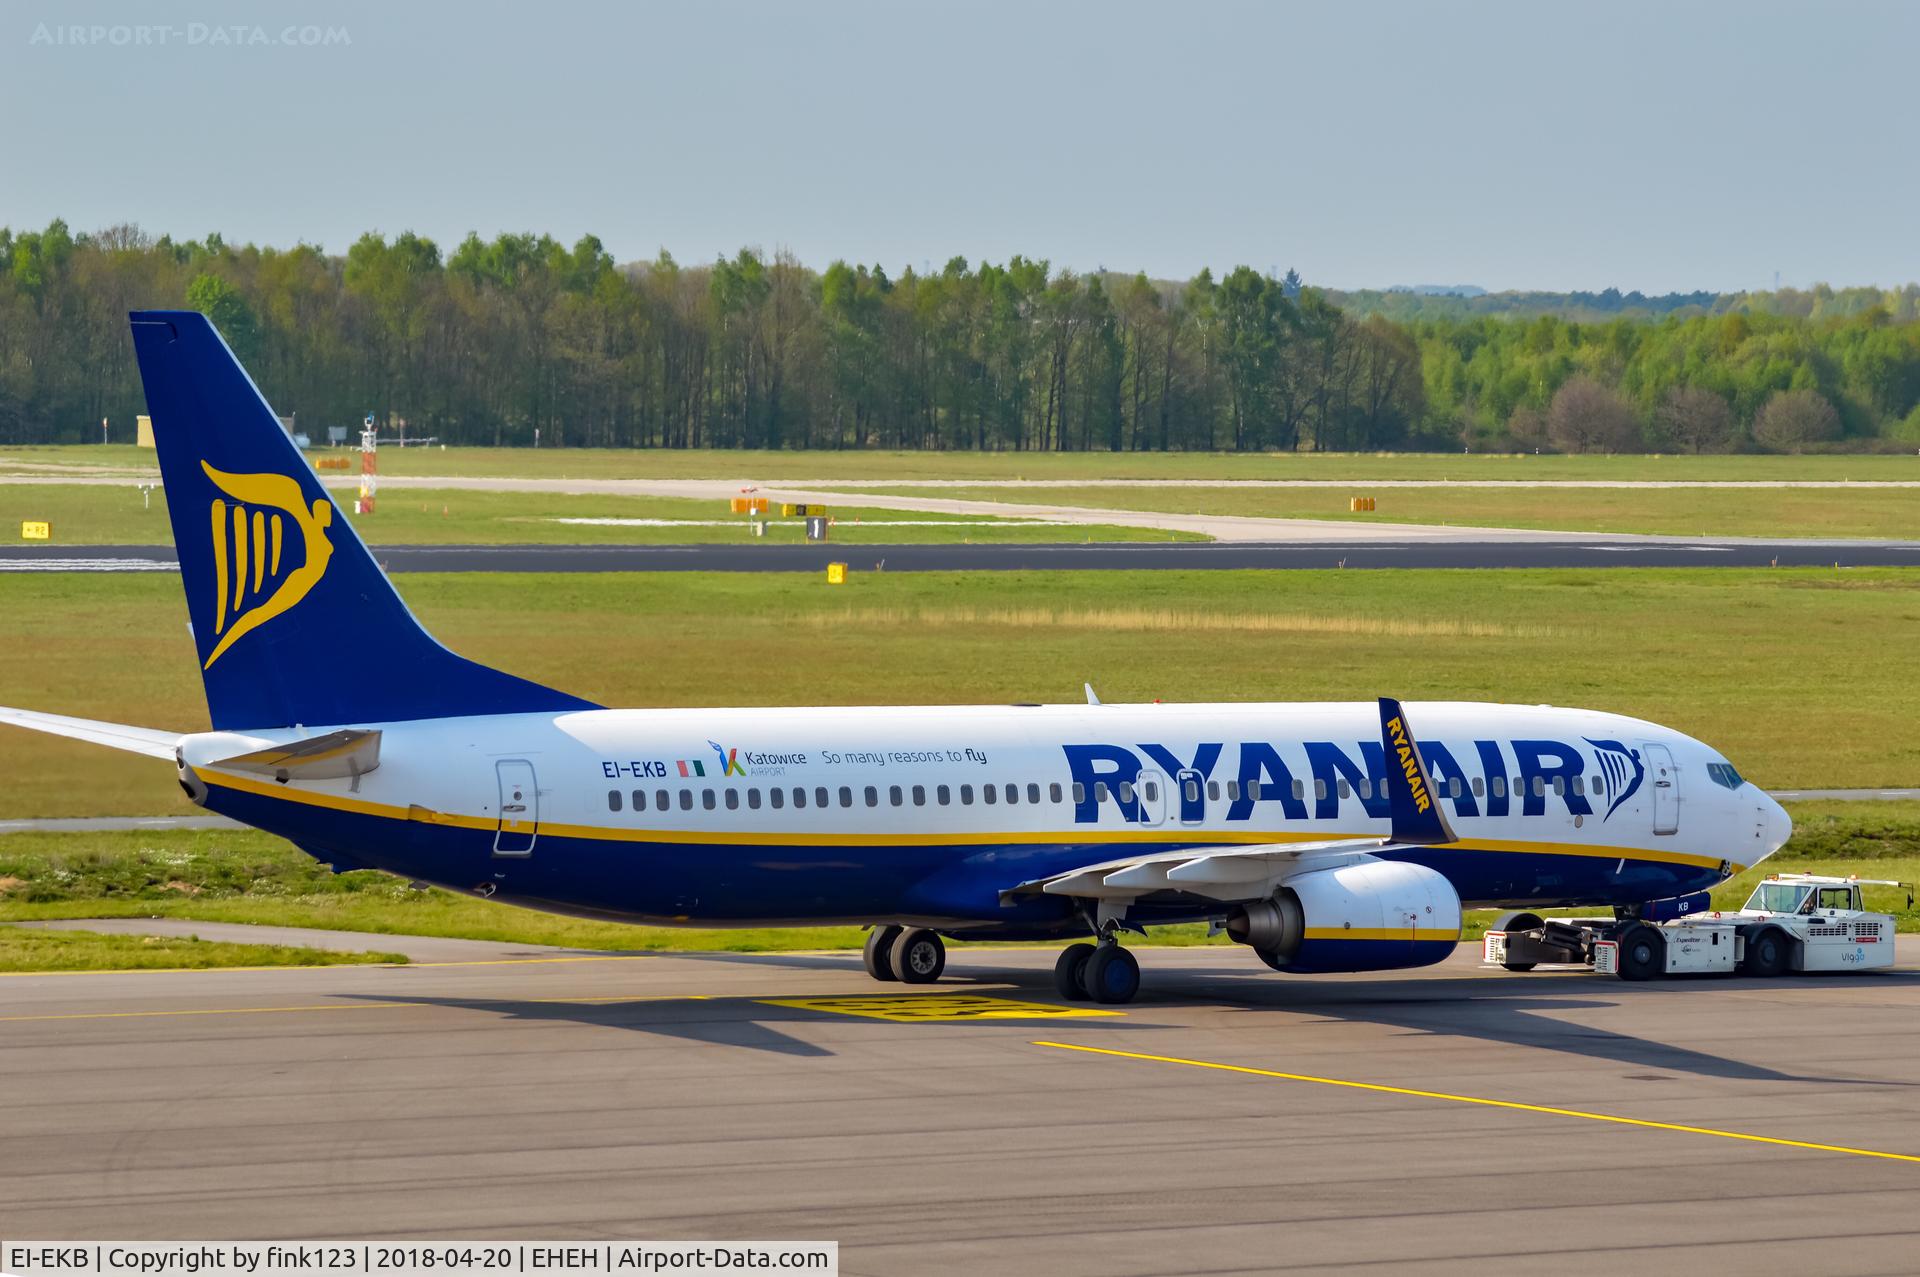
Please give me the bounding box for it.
[0,706,182,760]
[213,728,381,781]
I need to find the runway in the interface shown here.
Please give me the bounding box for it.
[8,943,1920,1273]
[7,538,1920,573]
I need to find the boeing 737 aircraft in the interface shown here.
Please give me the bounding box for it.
[0,312,1794,1003]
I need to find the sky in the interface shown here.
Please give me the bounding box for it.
[4,0,1917,294]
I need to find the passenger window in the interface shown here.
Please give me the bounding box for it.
[1183,780,1200,803]
[702,790,716,811]
[986,784,999,805]
[1118,782,1134,805]
[937,784,951,806]
[889,785,903,806]
[912,784,926,807]
[1552,776,1565,797]
[815,786,829,808]
[1291,779,1304,800]
[1314,779,1328,800]
[1071,782,1085,804]
[1447,777,1461,799]
[1208,781,1221,801]
[1226,780,1240,801]
[1050,782,1064,803]
[1027,783,1040,804]
[771,787,785,809]
[960,784,974,804]
[839,786,853,808]
[1531,776,1545,797]
[864,785,878,807]
[1094,783,1108,803]
[1247,780,1262,800]
[632,789,647,811]
[1491,776,1505,799]
[1571,775,1585,796]
[1471,777,1484,798]
[1337,779,1351,799]
[608,790,623,812]
[1006,783,1020,805]
[657,788,670,810]
[1359,778,1373,800]
[793,787,808,809]
[678,789,693,811]
[748,788,762,810]
[725,789,740,810]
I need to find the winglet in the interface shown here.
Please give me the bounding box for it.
[1378,697,1455,844]
[1084,683,1102,706]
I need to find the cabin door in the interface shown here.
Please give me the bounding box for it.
[1643,743,1678,836]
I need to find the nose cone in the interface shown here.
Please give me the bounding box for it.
[1761,792,1793,858]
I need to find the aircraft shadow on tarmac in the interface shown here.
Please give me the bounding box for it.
[944,952,1920,1088]
[340,951,1920,1083]
[332,989,1186,1058]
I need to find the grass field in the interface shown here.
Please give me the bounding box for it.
[0,483,1195,546]
[0,803,1910,964]
[0,924,407,971]
[6,444,1920,483]
[861,483,1920,540]
[0,566,1915,820]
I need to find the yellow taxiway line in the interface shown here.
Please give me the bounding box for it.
[1032,1040,1920,1165]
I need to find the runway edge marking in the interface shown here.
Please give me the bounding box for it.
[1032,1040,1920,1165]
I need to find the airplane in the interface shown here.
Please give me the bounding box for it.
[0,311,1794,1004]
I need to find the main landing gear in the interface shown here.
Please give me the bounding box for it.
[862,925,946,984]
[1054,936,1141,1005]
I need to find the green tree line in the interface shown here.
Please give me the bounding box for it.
[5,219,1920,453]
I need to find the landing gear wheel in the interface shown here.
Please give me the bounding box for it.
[1495,912,1545,972]
[1615,925,1664,982]
[1742,928,1789,977]
[889,928,945,984]
[1082,945,1141,1005]
[863,925,902,981]
[1054,943,1096,1001]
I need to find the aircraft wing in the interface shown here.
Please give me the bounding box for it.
[1007,696,1458,908]
[0,706,183,760]
[1007,837,1396,905]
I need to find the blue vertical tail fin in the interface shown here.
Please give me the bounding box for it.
[130,310,599,730]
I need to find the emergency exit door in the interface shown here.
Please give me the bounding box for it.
[494,759,539,855]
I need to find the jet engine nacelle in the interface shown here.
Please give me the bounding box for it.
[1224,859,1462,973]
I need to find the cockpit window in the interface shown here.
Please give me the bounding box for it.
[1706,762,1745,790]
[1745,882,1810,913]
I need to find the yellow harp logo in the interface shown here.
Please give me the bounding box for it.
[202,461,334,669]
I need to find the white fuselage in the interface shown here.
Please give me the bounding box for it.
[177,700,1792,930]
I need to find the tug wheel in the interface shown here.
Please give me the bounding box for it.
[1743,927,1790,977]
[1616,925,1664,982]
